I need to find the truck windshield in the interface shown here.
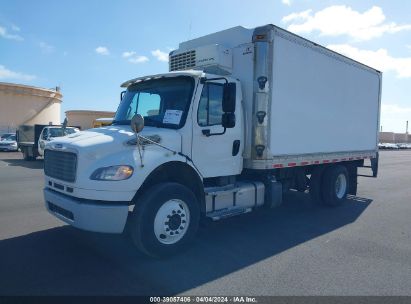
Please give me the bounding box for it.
[113,76,195,129]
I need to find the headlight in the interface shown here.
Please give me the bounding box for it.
[90,165,134,181]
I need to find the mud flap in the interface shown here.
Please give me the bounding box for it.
[371,152,379,177]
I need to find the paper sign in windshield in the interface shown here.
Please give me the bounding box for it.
[163,110,183,125]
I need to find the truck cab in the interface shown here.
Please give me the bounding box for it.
[38,126,80,156]
[44,71,247,257]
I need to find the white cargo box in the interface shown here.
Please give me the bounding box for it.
[269,30,380,153]
[172,25,381,170]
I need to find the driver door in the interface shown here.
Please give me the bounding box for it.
[191,81,243,178]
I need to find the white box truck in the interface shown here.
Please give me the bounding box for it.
[17,124,80,160]
[43,25,381,257]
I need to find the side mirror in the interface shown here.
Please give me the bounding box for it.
[222,113,236,129]
[131,114,144,133]
[222,83,236,113]
[121,91,126,101]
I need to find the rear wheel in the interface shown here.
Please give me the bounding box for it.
[129,182,200,258]
[22,147,34,161]
[321,165,349,207]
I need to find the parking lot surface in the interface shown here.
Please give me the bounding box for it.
[0,151,410,296]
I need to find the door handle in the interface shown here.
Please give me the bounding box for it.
[202,129,211,137]
[232,140,240,156]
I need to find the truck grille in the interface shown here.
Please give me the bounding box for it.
[44,150,77,182]
[169,50,196,71]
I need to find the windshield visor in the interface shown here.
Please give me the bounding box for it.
[113,76,195,129]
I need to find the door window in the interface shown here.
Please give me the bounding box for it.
[42,130,48,140]
[197,83,224,127]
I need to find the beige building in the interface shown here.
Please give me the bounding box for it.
[0,82,62,133]
[379,131,410,143]
[65,110,115,130]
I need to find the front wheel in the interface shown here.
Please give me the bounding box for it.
[129,182,200,258]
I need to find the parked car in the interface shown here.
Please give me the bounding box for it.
[17,124,80,160]
[38,126,80,157]
[397,143,411,149]
[0,134,18,151]
[378,143,392,149]
[380,143,400,149]
[0,133,15,141]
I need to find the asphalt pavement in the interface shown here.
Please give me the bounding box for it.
[0,151,410,296]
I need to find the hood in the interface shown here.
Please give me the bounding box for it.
[45,125,182,156]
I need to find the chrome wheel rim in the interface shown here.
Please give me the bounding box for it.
[335,173,347,199]
[154,199,190,245]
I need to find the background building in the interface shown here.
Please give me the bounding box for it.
[379,132,410,143]
[0,82,62,134]
[65,110,115,130]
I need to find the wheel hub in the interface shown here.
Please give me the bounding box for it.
[335,173,347,199]
[154,199,190,244]
[167,214,182,231]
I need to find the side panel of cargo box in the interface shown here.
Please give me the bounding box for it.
[268,28,381,157]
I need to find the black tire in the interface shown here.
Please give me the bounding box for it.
[22,147,32,161]
[346,165,358,195]
[321,165,349,207]
[309,166,324,204]
[129,182,200,258]
[348,174,357,196]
